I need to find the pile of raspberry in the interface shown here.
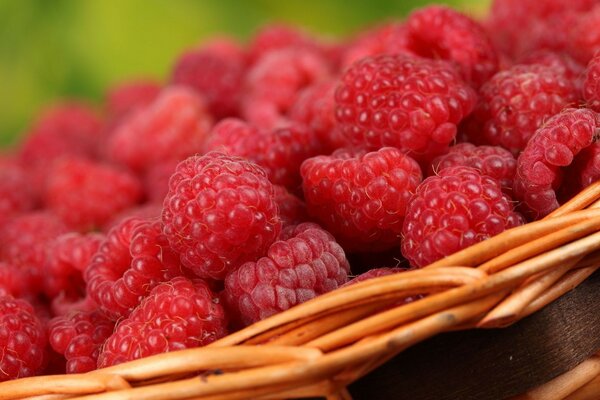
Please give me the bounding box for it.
[2,0,600,381]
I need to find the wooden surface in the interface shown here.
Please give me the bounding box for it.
[349,271,600,400]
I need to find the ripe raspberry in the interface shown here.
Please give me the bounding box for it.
[98,277,227,367]
[107,86,213,172]
[106,79,161,122]
[103,203,162,232]
[519,51,585,85]
[0,295,46,381]
[48,310,114,373]
[43,232,104,298]
[464,64,579,154]
[248,24,323,64]
[431,143,517,194]
[406,6,499,87]
[142,160,179,203]
[514,108,600,218]
[335,54,477,159]
[86,218,185,320]
[301,147,422,252]
[224,222,349,326]
[568,5,600,64]
[241,48,331,129]
[162,152,282,280]
[51,294,98,318]
[0,212,68,295]
[172,38,247,118]
[44,158,143,231]
[0,263,27,298]
[583,52,600,112]
[205,119,323,191]
[0,164,35,225]
[402,166,524,267]
[273,185,308,227]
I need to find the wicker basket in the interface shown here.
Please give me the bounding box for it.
[2,182,600,400]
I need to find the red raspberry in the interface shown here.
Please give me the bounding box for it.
[464,64,579,154]
[142,160,179,203]
[43,232,104,298]
[406,6,499,87]
[162,152,282,280]
[0,164,35,225]
[98,277,227,367]
[248,24,323,64]
[48,310,114,373]
[0,212,68,295]
[335,54,477,160]
[431,143,517,194]
[402,166,524,268]
[108,86,213,172]
[103,203,162,232]
[51,294,97,318]
[568,5,600,64]
[301,147,422,252]
[205,119,323,191]
[273,185,308,227]
[44,158,143,231]
[0,263,27,298]
[289,79,349,153]
[518,51,585,85]
[0,295,46,381]
[514,108,600,218]
[172,38,247,119]
[342,267,405,287]
[86,218,185,320]
[584,52,600,112]
[241,48,331,129]
[224,222,349,326]
[106,79,161,122]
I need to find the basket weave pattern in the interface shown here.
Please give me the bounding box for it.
[3,183,600,400]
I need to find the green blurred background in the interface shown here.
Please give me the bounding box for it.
[0,0,489,146]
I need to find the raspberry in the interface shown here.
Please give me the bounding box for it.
[0,295,46,381]
[342,267,405,287]
[273,185,308,227]
[205,119,323,191]
[406,6,499,87]
[583,52,600,112]
[519,50,585,84]
[103,203,162,232]
[86,218,185,320]
[172,38,247,118]
[48,310,114,373]
[402,166,524,267]
[107,86,213,172]
[0,164,35,225]
[106,79,161,122]
[162,152,282,280]
[288,79,349,153]
[335,54,477,159]
[43,232,104,298]
[0,263,27,298]
[568,5,600,64]
[248,24,323,64]
[224,222,349,326]
[0,212,68,295]
[44,158,143,231]
[301,147,422,252]
[142,160,179,203]
[514,108,600,218]
[98,277,227,367]
[51,294,97,318]
[241,48,331,129]
[431,143,517,194]
[464,64,579,154]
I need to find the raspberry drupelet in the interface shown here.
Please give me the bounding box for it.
[335,54,477,160]
[97,277,227,368]
[224,223,349,326]
[162,152,282,280]
[301,147,422,252]
[402,166,524,268]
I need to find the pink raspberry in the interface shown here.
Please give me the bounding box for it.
[335,54,477,160]
[142,160,179,203]
[402,166,524,268]
[0,212,68,295]
[85,218,185,320]
[224,223,349,326]
[162,152,282,280]
[248,24,323,64]
[464,64,579,154]
[241,48,331,129]
[273,185,308,227]
[98,277,227,367]
[514,108,600,218]
[431,143,517,194]
[0,164,35,225]
[105,79,161,122]
[172,38,247,118]
[301,147,422,252]
[0,295,46,381]
[48,310,114,373]
[583,52,600,112]
[43,158,143,231]
[205,119,323,191]
[107,86,213,172]
[406,5,499,87]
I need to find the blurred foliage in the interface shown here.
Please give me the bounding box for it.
[0,0,490,146]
